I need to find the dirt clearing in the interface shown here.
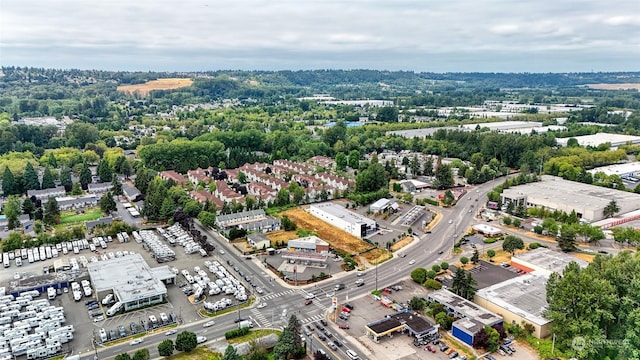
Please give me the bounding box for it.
[390,235,414,252]
[117,78,193,96]
[282,208,375,254]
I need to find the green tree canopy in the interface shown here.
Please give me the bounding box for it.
[100,192,117,214]
[41,166,56,189]
[174,331,197,352]
[502,235,524,255]
[158,339,174,357]
[23,162,40,191]
[43,197,60,225]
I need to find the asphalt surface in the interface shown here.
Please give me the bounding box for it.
[77,175,619,360]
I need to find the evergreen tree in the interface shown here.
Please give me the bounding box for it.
[2,167,18,195]
[99,192,117,214]
[46,152,58,168]
[143,178,167,221]
[22,198,36,218]
[43,197,60,225]
[434,163,454,189]
[79,161,92,187]
[23,162,40,191]
[471,250,479,264]
[41,167,56,189]
[60,166,73,189]
[111,174,123,196]
[97,158,113,183]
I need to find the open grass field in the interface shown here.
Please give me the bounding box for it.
[281,208,375,254]
[586,83,640,90]
[117,78,193,96]
[60,208,103,224]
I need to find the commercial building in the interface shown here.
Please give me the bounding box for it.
[369,198,397,213]
[309,203,377,238]
[427,289,502,346]
[587,162,640,179]
[475,272,552,338]
[511,248,588,276]
[500,175,640,222]
[365,311,438,342]
[472,224,503,237]
[287,236,330,253]
[87,253,175,312]
[556,133,640,149]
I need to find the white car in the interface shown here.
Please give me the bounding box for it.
[409,260,416,265]
[305,293,315,300]
[129,338,144,346]
[196,336,207,344]
[219,249,225,255]
[256,287,264,294]
[165,329,177,336]
[93,315,104,322]
[203,320,215,328]
[257,302,267,309]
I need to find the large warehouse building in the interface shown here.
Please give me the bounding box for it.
[588,162,640,179]
[475,273,552,338]
[309,203,377,238]
[500,175,640,222]
[555,133,640,149]
[87,253,175,312]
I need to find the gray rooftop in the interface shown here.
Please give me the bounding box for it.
[87,253,167,303]
[513,248,588,275]
[428,289,502,327]
[502,175,640,215]
[476,272,551,326]
[217,209,266,225]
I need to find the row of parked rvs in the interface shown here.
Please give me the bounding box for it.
[0,290,71,360]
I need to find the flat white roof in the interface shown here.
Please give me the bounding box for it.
[513,248,588,274]
[472,224,502,235]
[428,289,502,326]
[556,133,640,148]
[476,272,551,326]
[587,162,640,177]
[87,253,167,303]
[310,203,376,227]
[461,121,543,131]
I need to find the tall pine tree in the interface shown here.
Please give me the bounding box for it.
[2,167,18,195]
[23,162,40,191]
[60,166,73,190]
[97,158,113,183]
[79,161,92,188]
[41,167,56,189]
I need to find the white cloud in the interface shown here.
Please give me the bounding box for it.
[0,0,638,71]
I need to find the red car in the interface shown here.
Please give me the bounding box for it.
[341,307,351,313]
[338,324,350,329]
[304,299,313,305]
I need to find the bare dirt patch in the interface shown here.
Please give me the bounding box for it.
[282,208,375,254]
[585,83,640,90]
[117,78,193,96]
[361,247,392,264]
[265,230,298,244]
[571,253,595,262]
[389,235,414,252]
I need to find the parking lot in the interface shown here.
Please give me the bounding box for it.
[0,224,242,355]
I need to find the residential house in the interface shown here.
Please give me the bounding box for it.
[27,186,66,201]
[214,181,244,203]
[238,217,281,233]
[122,183,143,203]
[247,233,271,250]
[86,216,113,230]
[56,195,98,211]
[189,190,224,212]
[307,155,335,169]
[274,159,313,174]
[187,168,212,186]
[88,182,113,194]
[216,209,266,229]
[159,170,187,185]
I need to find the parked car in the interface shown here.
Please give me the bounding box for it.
[339,324,350,329]
[344,303,354,310]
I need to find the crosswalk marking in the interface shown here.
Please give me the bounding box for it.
[300,314,325,324]
[259,289,298,300]
[250,309,270,327]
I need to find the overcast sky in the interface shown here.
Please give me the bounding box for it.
[2,0,639,72]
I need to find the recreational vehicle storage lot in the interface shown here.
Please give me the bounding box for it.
[0,225,237,356]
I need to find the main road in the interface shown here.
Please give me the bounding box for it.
[82,176,515,360]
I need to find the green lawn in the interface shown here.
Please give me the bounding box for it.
[60,208,103,224]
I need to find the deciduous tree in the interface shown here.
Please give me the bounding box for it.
[174,331,197,352]
[158,339,174,357]
[502,235,524,255]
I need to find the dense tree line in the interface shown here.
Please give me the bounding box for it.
[546,251,640,360]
